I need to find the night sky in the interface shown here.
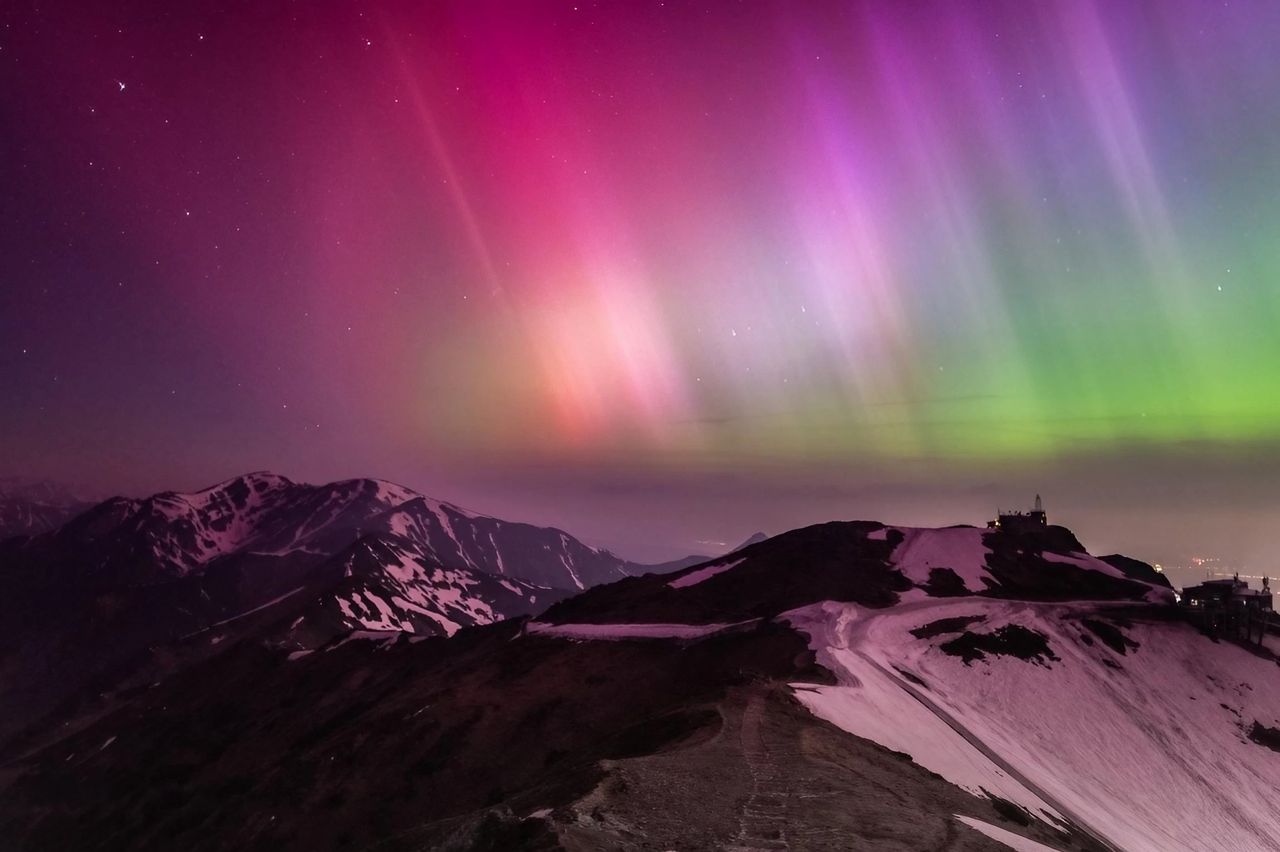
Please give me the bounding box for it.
[3,1,1280,566]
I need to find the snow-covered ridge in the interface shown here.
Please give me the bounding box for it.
[319,535,553,638]
[538,520,1173,637]
[1040,549,1126,579]
[668,558,744,589]
[786,598,1280,852]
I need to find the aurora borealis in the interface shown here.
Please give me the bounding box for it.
[3,1,1280,563]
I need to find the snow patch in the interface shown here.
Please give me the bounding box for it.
[326,630,402,651]
[488,531,507,575]
[525,621,750,641]
[892,527,992,593]
[955,816,1058,851]
[668,558,744,589]
[1041,550,1125,579]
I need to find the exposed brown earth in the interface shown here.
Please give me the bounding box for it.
[548,686,1094,851]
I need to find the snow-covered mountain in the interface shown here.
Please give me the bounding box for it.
[0,472,682,742]
[21,472,635,590]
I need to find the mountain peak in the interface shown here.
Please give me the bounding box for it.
[733,531,769,551]
[200,471,295,494]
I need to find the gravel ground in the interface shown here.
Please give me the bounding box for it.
[552,684,1100,852]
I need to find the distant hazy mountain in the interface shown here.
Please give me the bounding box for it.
[13,471,639,588]
[636,531,771,576]
[0,478,92,540]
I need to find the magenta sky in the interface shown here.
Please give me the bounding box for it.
[4,1,1280,565]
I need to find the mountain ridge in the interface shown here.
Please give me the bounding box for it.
[10,477,1261,852]
[1,509,1230,852]
[0,471,693,743]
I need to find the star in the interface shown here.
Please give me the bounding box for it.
[116,80,126,93]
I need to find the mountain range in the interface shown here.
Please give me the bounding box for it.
[0,472,710,743]
[2,475,1278,851]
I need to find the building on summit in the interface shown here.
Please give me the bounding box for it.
[988,494,1048,533]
